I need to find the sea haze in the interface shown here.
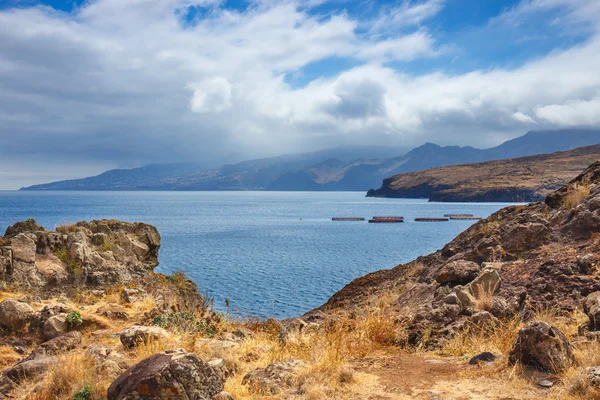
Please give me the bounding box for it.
[0,191,513,318]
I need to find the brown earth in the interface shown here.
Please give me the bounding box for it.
[367,144,600,202]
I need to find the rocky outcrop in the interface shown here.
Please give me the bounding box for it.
[0,219,160,290]
[23,331,82,362]
[120,325,170,349]
[29,303,73,335]
[0,299,33,331]
[242,360,306,394]
[508,321,575,372]
[435,260,480,285]
[87,345,130,378]
[316,161,600,347]
[107,349,223,400]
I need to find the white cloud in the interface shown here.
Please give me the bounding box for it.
[189,77,232,113]
[0,0,600,188]
[535,96,600,126]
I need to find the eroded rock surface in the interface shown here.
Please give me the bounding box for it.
[508,321,575,372]
[107,349,223,400]
[0,219,160,291]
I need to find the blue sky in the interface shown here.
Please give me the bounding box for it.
[0,0,600,188]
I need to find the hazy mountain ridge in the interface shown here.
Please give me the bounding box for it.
[21,129,600,191]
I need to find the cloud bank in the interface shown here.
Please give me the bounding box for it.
[1,0,600,188]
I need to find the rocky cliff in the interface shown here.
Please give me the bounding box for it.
[1,219,160,291]
[319,160,600,348]
[367,144,600,202]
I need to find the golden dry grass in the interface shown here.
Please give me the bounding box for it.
[4,282,600,400]
[563,179,591,209]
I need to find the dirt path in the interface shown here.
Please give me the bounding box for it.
[350,350,548,400]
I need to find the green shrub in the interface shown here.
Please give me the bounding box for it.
[73,385,92,400]
[152,311,217,336]
[54,248,82,275]
[66,311,83,326]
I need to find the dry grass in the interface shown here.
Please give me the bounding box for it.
[563,179,591,209]
[20,353,112,400]
[55,224,78,233]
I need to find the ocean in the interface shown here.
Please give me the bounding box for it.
[0,191,513,318]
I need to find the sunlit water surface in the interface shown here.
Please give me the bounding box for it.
[0,191,513,318]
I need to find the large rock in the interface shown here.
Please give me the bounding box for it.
[4,219,44,238]
[467,269,501,298]
[87,345,130,378]
[42,313,69,341]
[3,357,58,383]
[584,291,600,331]
[121,288,147,304]
[242,360,306,394]
[29,303,73,334]
[10,233,36,263]
[0,299,33,331]
[2,219,161,289]
[508,321,575,372]
[120,325,170,349]
[435,260,480,285]
[23,331,82,362]
[107,349,223,400]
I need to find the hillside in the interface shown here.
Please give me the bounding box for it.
[6,165,600,399]
[366,144,600,202]
[21,129,600,191]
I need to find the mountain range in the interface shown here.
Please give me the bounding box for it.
[21,129,600,191]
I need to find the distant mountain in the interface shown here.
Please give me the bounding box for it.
[366,144,600,202]
[21,129,600,191]
[21,145,409,191]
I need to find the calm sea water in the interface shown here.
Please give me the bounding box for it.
[0,191,513,318]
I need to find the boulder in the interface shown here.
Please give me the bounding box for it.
[121,288,147,304]
[107,349,223,400]
[508,321,575,372]
[584,291,600,331]
[468,269,501,298]
[23,331,82,362]
[10,233,36,263]
[242,360,306,394]
[87,345,130,378]
[120,325,170,349]
[207,358,235,382]
[435,260,480,285]
[279,319,319,345]
[42,313,69,341]
[0,299,34,331]
[29,303,73,334]
[3,357,58,383]
[587,366,600,388]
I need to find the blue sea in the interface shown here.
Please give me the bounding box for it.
[0,191,513,318]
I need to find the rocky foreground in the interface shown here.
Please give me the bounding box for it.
[366,144,600,202]
[4,163,600,399]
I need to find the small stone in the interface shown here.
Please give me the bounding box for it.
[538,379,553,388]
[469,352,498,365]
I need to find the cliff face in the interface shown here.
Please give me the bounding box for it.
[317,161,600,346]
[367,144,600,202]
[0,219,160,291]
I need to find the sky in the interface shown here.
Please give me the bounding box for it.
[1,0,600,189]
